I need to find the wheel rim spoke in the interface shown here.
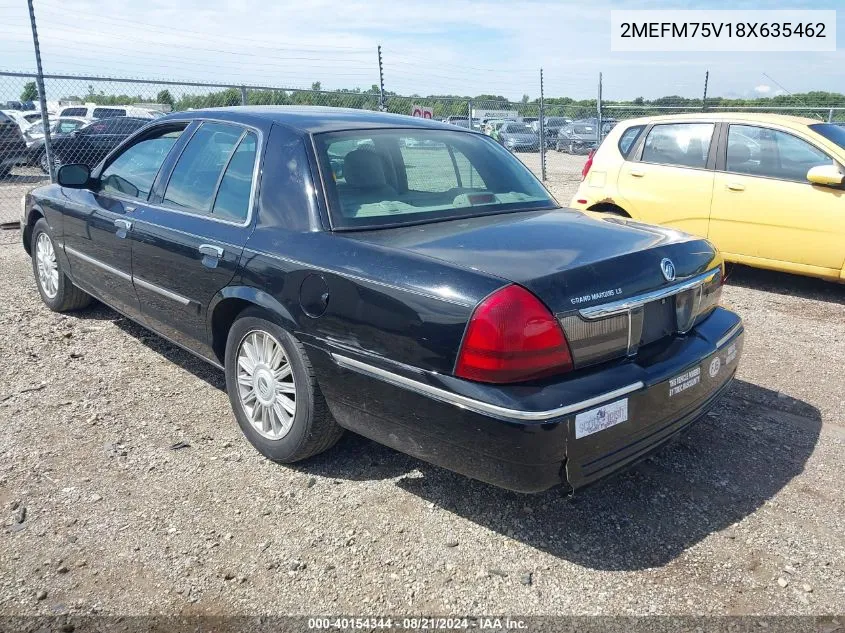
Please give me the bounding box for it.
[236,330,296,441]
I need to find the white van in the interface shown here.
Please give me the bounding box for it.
[55,104,157,120]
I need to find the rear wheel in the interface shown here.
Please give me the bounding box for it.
[224,308,343,463]
[30,218,92,312]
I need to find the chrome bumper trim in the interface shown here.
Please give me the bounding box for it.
[331,353,644,422]
[716,321,743,349]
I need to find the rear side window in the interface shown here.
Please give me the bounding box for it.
[618,125,644,158]
[61,107,87,117]
[93,107,126,119]
[726,125,831,182]
[212,131,258,222]
[641,123,714,168]
[163,122,246,215]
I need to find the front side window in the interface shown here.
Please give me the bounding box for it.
[641,123,714,168]
[316,128,555,229]
[163,122,246,214]
[100,128,184,199]
[726,125,831,182]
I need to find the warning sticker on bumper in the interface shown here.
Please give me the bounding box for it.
[669,366,701,397]
[575,398,629,439]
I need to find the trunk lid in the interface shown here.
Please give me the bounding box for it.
[347,209,717,314]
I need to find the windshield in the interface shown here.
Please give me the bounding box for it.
[504,124,533,134]
[546,118,567,126]
[316,128,555,230]
[809,123,845,151]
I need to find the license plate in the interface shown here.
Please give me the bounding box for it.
[575,398,629,439]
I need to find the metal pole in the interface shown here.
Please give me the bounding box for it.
[27,0,54,182]
[377,45,386,111]
[468,99,473,131]
[240,86,248,106]
[829,108,834,123]
[596,72,602,145]
[539,68,546,181]
[702,70,709,111]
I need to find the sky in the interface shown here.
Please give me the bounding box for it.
[0,0,843,102]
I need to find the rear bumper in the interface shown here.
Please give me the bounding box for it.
[311,308,743,493]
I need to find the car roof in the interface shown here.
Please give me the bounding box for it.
[159,106,473,135]
[618,111,821,127]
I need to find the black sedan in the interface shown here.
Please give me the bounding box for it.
[22,107,743,493]
[45,116,151,172]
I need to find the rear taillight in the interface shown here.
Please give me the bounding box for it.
[581,149,595,181]
[455,285,573,384]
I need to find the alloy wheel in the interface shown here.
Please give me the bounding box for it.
[35,232,59,299]
[236,330,297,440]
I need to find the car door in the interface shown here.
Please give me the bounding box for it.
[129,120,263,359]
[617,121,717,237]
[708,123,845,276]
[61,122,188,317]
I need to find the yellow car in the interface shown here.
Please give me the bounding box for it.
[570,113,845,282]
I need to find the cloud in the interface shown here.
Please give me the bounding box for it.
[754,84,772,94]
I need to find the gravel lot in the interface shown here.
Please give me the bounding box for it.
[1,162,845,618]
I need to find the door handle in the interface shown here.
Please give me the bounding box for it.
[726,182,746,191]
[199,244,224,269]
[629,169,645,177]
[114,218,132,238]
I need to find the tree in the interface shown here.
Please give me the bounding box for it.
[20,81,38,101]
[311,81,321,92]
[156,90,174,107]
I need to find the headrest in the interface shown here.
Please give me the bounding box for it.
[727,142,751,165]
[343,149,387,189]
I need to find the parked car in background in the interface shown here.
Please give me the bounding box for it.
[56,104,157,120]
[443,116,470,128]
[522,117,538,129]
[557,119,600,154]
[498,121,539,152]
[2,110,44,132]
[542,116,572,148]
[44,116,151,172]
[570,113,845,282]
[21,106,743,493]
[0,110,28,176]
[4,100,36,111]
[23,116,90,169]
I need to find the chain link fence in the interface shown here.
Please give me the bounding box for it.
[2,70,845,225]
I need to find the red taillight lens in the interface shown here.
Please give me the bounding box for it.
[455,285,573,384]
[581,149,595,181]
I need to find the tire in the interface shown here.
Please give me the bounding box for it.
[0,164,10,178]
[224,307,343,463]
[30,218,92,312]
[40,151,63,174]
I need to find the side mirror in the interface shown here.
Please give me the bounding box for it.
[57,164,91,188]
[807,164,844,187]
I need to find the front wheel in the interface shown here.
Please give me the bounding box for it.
[224,308,343,463]
[30,219,92,312]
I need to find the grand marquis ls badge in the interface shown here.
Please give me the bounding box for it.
[660,258,676,282]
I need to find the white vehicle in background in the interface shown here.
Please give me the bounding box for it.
[1,110,44,131]
[55,104,158,119]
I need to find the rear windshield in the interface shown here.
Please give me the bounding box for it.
[809,123,845,151]
[315,128,555,230]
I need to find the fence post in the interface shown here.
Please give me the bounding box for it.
[468,99,473,131]
[702,70,709,111]
[539,68,546,182]
[377,45,386,112]
[596,72,602,145]
[240,86,247,105]
[27,0,54,183]
[829,108,834,123]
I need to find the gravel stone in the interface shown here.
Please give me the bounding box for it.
[0,227,843,615]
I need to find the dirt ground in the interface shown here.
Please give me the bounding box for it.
[1,221,844,617]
